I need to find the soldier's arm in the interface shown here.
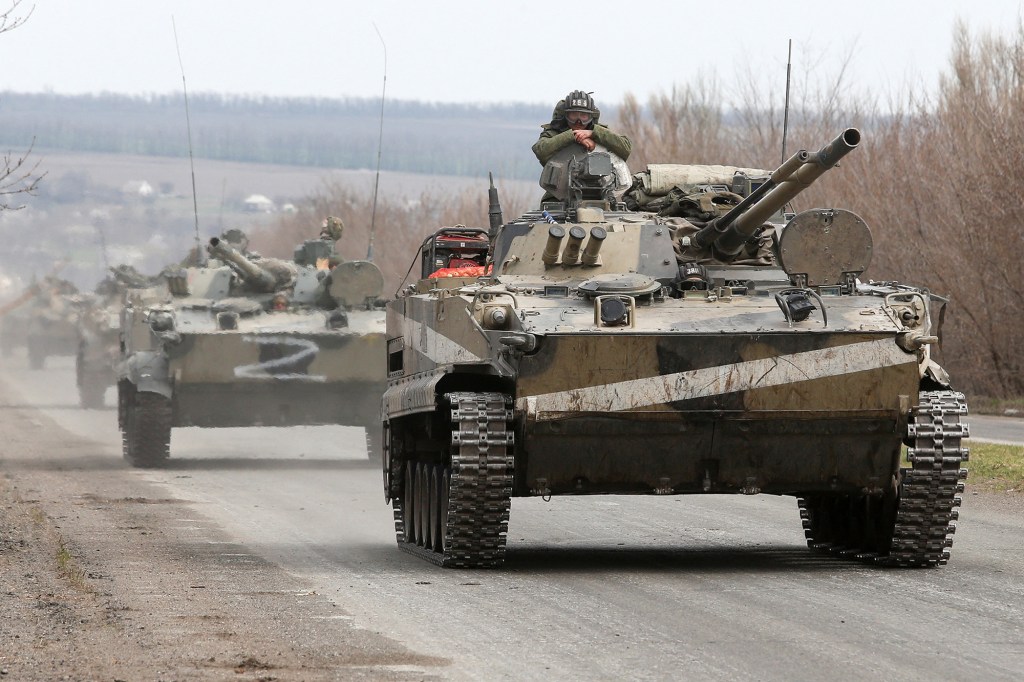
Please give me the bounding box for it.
[592,125,633,161]
[532,129,576,165]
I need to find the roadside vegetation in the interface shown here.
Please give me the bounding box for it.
[965,442,1024,491]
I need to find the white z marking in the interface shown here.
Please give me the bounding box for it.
[234,335,326,382]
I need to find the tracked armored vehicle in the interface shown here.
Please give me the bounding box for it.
[382,129,969,568]
[118,229,386,467]
[76,266,157,408]
[2,276,84,369]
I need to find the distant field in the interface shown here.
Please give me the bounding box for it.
[35,149,538,206]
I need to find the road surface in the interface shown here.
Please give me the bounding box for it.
[1,352,1022,680]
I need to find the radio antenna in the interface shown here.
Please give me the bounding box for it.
[172,16,202,263]
[97,223,111,272]
[366,23,387,262]
[781,39,793,165]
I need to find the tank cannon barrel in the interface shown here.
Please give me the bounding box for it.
[207,237,278,292]
[692,128,861,256]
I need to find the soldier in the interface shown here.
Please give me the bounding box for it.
[531,90,633,166]
[320,215,345,242]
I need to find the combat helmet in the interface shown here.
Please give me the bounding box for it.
[564,89,596,116]
[562,89,600,129]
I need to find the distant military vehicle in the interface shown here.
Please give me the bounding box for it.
[76,266,156,408]
[0,276,83,369]
[381,129,969,568]
[117,225,387,467]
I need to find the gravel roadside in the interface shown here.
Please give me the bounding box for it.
[0,388,444,681]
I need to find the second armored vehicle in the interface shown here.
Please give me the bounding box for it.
[76,266,156,408]
[381,129,969,568]
[118,227,387,466]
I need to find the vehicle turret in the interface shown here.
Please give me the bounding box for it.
[207,237,296,293]
[689,128,861,258]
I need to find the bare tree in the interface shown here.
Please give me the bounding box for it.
[1,1,45,211]
[1,0,31,32]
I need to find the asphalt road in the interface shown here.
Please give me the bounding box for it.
[2,353,1023,681]
[968,414,1024,445]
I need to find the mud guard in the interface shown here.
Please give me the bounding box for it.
[124,351,173,399]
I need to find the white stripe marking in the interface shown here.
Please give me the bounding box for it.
[404,316,481,365]
[518,337,913,413]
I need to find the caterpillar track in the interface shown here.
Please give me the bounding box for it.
[798,390,969,567]
[120,387,172,468]
[392,392,514,567]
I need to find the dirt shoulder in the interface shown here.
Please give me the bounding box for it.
[0,384,443,681]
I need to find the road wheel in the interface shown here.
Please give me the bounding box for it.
[122,391,172,468]
[429,464,447,552]
[402,462,416,543]
[418,463,430,549]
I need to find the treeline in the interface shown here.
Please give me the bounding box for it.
[615,22,1023,398]
[0,92,549,179]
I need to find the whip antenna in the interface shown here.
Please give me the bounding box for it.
[172,16,202,262]
[367,23,387,261]
[781,38,792,165]
[97,223,110,272]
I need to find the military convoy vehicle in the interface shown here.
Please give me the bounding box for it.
[381,128,969,568]
[117,226,387,467]
[76,294,121,407]
[0,276,83,369]
[76,266,156,408]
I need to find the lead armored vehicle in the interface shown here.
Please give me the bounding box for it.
[381,129,969,568]
[118,226,386,466]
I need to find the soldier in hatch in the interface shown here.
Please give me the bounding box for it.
[531,89,632,165]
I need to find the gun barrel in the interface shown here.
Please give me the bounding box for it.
[709,128,861,256]
[208,237,278,292]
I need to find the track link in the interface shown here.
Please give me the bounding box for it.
[798,390,969,567]
[393,392,514,567]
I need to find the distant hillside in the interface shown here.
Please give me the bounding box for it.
[0,92,554,180]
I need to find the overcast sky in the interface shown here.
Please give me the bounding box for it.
[2,1,1022,108]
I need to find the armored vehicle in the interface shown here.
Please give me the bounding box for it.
[117,227,386,467]
[76,266,156,408]
[2,276,84,369]
[381,129,969,568]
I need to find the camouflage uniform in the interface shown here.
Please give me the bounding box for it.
[531,98,633,165]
